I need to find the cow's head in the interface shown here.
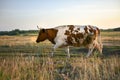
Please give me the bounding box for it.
[36,26,48,43]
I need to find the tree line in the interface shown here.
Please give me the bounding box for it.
[0,29,38,36]
[101,27,120,31]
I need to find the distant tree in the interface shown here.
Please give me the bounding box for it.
[0,29,42,35]
[114,27,120,31]
[9,29,20,35]
[0,31,9,35]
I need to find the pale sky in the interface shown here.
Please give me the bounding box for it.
[0,0,120,31]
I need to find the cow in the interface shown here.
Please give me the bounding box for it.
[36,25,103,57]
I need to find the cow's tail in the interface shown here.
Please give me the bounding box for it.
[97,28,103,53]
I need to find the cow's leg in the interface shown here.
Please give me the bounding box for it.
[66,46,70,58]
[86,44,95,57]
[97,34,103,54]
[86,41,103,57]
[95,42,103,54]
[51,46,55,57]
[51,42,63,57]
[95,44,102,54]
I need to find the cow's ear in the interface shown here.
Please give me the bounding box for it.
[42,29,46,33]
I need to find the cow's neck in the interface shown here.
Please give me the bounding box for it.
[46,29,58,44]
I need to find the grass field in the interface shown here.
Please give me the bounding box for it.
[0,31,120,80]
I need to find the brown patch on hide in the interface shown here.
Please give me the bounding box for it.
[66,36,73,45]
[77,28,80,30]
[83,35,95,46]
[68,25,75,32]
[88,25,94,33]
[88,25,100,37]
[65,30,70,35]
[74,33,84,45]
[76,33,84,39]
[46,29,58,44]
[64,26,85,47]
[84,26,88,33]
[75,30,78,32]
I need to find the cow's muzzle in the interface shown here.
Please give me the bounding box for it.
[36,40,39,43]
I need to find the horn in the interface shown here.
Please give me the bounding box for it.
[37,25,40,29]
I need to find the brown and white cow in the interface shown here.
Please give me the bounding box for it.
[36,25,103,57]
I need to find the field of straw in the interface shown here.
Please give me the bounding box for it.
[0,31,120,80]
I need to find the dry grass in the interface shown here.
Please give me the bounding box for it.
[0,36,36,46]
[101,31,120,37]
[0,56,119,80]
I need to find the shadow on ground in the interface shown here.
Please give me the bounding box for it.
[69,45,120,57]
[0,44,119,57]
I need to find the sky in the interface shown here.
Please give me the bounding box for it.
[0,0,120,31]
